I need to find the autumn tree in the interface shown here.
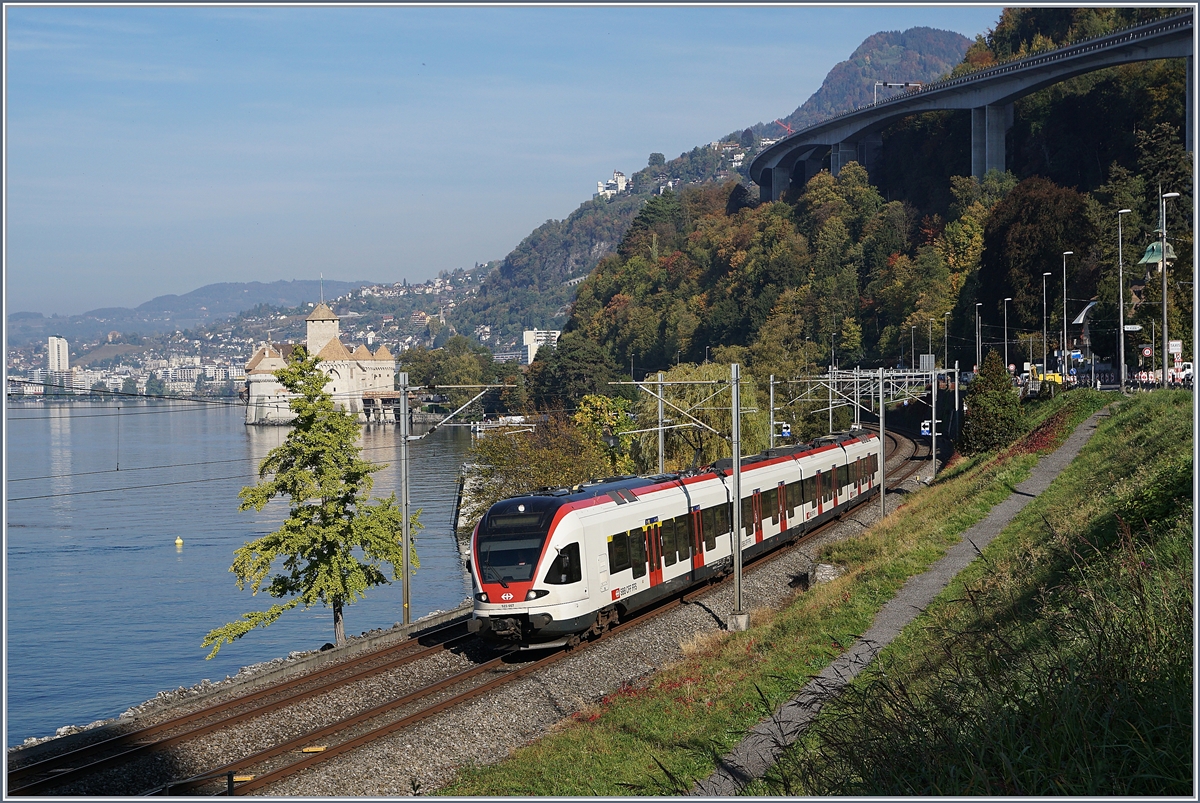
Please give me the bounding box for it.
[203,346,420,658]
[460,416,612,531]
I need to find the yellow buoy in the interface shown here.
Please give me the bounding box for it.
[175,536,184,547]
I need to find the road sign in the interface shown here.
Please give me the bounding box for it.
[1142,347,1153,358]
[1169,340,1182,355]
[1071,350,1082,359]
[1069,368,1077,376]
[1123,324,1143,331]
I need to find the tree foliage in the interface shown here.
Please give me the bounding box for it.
[460,416,613,531]
[959,350,1022,454]
[203,346,420,658]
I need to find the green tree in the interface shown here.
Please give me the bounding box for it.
[958,350,1022,455]
[202,346,420,657]
[121,376,139,396]
[145,372,167,397]
[572,394,637,474]
[460,416,611,530]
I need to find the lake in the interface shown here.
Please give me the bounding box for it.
[5,399,475,748]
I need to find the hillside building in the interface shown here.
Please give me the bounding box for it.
[522,329,561,364]
[244,303,398,425]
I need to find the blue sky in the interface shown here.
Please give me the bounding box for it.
[5,4,1002,317]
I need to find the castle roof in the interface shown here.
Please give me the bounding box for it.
[316,338,353,362]
[371,344,394,361]
[352,344,372,360]
[246,343,294,372]
[306,303,339,322]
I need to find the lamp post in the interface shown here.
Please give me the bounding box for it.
[974,302,982,369]
[1042,272,1052,378]
[944,311,950,368]
[1003,298,1012,373]
[910,326,916,369]
[928,319,933,363]
[1117,208,1131,390]
[1062,251,1073,378]
[1160,189,1180,387]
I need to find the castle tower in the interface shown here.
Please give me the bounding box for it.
[306,303,339,356]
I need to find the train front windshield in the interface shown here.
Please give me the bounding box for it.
[476,498,561,585]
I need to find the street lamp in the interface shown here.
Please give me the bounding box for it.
[1003,298,1012,373]
[1042,272,1052,378]
[943,311,951,368]
[974,302,982,369]
[1117,208,1131,390]
[928,319,933,363]
[1062,251,1073,378]
[1160,189,1180,387]
[911,326,916,369]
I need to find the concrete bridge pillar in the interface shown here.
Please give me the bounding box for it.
[769,164,793,201]
[859,133,883,181]
[831,141,854,176]
[972,104,1013,178]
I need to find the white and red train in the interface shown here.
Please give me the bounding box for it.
[467,430,881,646]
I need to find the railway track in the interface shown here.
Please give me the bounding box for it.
[9,430,926,797]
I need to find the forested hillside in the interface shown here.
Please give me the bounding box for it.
[451,26,977,344]
[560,149,1189,393]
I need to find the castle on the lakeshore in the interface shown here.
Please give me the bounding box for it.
[244,303,398,425]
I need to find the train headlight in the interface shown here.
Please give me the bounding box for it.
[525,589,549,601]
[474,592,489,603]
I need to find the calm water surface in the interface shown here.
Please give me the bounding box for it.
[5,400,474,748]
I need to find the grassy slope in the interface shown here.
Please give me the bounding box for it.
[439,390,1127,795]
[753,389,1193,795]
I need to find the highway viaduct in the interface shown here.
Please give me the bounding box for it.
[750,10,1194,202]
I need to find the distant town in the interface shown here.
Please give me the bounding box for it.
[6,269,562,402]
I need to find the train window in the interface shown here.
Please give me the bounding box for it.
[701,507,716,551]
[763,488,778,524]
[801,476,813,506]
[674,515,692,561]
[786,481,800,516]
[607,532,630,574]
[661,519,677,566]
[716,503,730,537]
[544,542,582,584]
[630,530,647,578]
[741,496,754,535]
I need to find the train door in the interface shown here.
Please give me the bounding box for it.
[645,520,663,586]
[815,470,823,516]
[752,491,764,543]
[690,507,705,570]
[776,481,787,532]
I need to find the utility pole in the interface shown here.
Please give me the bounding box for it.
[398,372,412,625]
[729,363,748,631]
[768,375,775,449]
[1118,208,1131,391]
[828,366,834,434]
[930,367,938,472]
[954,360,960,440]
[1063,251,1073,382]
[1160,188,1180,387]
[657,371,664,473]
[878,367,886,521]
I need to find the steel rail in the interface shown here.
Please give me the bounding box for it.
[6,623,470,795]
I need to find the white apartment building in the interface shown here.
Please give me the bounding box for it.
[48,336,69,372]
[522,329,561,364]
